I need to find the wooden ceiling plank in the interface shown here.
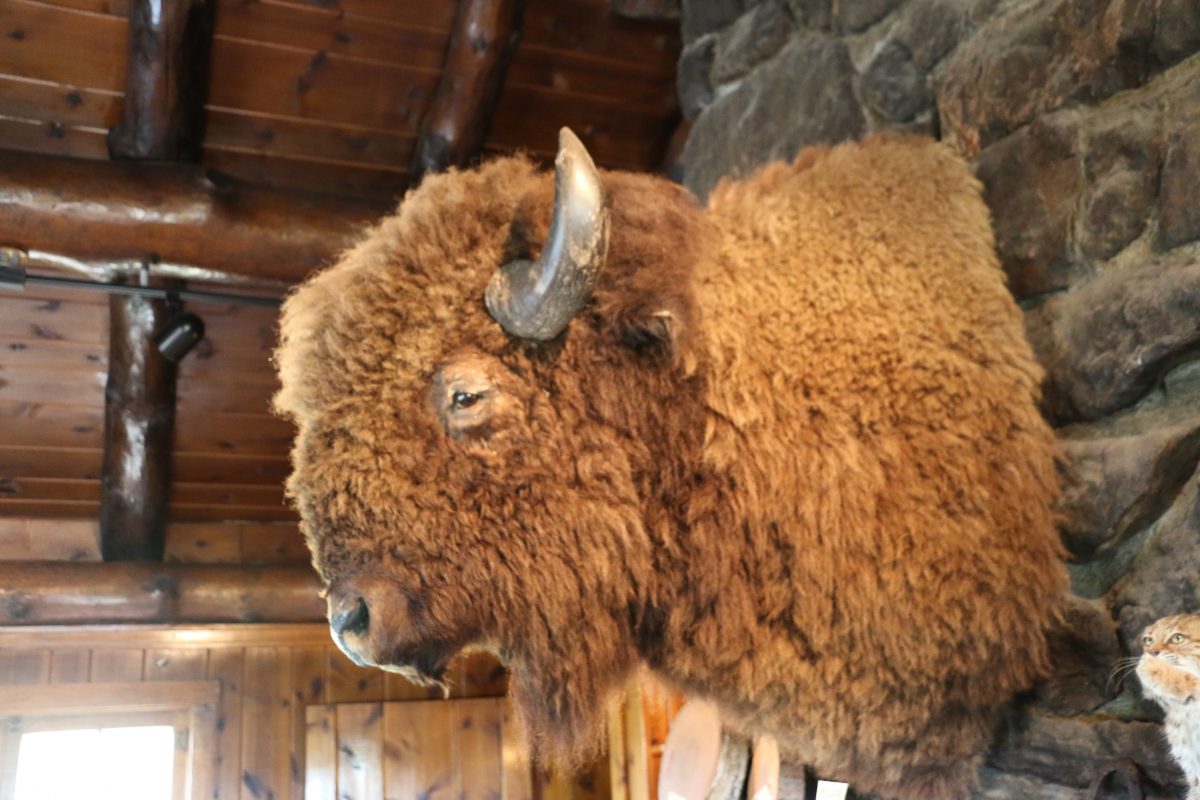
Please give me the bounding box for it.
[410,0,527,183]
[521,0,678,71]
[15,0,132,17]
[208,36,438,132]
[0,115,109,160]
[204,108,418,169]
[214,0,451,71]
[0,0,128,92]
[200,147,409,203]
[0,75,123,129]
[505,49,677,103]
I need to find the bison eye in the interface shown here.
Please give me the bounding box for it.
[451,391,480,411]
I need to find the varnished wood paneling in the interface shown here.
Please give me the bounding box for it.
[0,1,127,92]
[89,648,144,681]
[305,704,338,800]
[206,648,246,800]
[0,518,99,560]
[337,702,385,800]
[384,700,455,800]
[328,648,386,703]
[145,648,210,681]
[0,72,122,130]
[214,0,451,71]
[241,646,295,800]
[48,649,90,683]
[455,698,505,800]
[202,145,410,202]
[0,650,50,685]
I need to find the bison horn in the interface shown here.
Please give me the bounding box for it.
[485,127,610,341]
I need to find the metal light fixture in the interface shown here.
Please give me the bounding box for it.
[154,306,206,363]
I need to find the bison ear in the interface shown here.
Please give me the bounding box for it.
[616,302,687,358]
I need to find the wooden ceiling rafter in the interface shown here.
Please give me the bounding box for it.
[410,0,527,182]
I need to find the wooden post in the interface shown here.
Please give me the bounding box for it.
[101,0,215,560]
[410,0,526,184]
[0,562,324,624]
[107,0,217,161]
[99,287,177,561]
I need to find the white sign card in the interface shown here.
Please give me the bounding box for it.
[814,781,849,800]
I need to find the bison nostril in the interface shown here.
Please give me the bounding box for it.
[330,596,369,636]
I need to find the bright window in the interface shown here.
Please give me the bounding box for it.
[14,725,176,800]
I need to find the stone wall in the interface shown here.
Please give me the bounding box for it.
[678,1,1200,798]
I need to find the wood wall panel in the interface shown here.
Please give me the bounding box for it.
[305,702,338,800]
[207,648,246,800]
[0,624,516,800]
[0,624,612,800]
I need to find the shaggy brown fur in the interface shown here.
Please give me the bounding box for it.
[274,134,1067,800]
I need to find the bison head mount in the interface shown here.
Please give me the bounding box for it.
[275,129,1067,800]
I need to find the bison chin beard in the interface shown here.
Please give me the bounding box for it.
[504,600,641,770]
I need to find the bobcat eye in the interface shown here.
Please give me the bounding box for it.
[1169,632,1187,644]
[1143,635,1153,646]
[451,391,480,411]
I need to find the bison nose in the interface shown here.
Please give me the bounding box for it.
[330,595,370,637]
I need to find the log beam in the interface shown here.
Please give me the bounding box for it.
[107,0,217,161]
[0,149,382,284]
[0,562,324,625]
[410,0,526,184]
[99,287,176,561]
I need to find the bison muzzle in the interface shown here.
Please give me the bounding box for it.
[274,129,1067,800]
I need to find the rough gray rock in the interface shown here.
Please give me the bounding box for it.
[973,111,1084,298]
[1038,595,1124,715]
[975,770,1091,800]
[710,0,793,84]
[678,34,718,120]
[836,0,901,33]
[891,0,967,69]
[784,0,828,29]
[1154,0,1200,65]
[682,34,865,200]
[1024,252,1200,424]
[1078,170,1157,261]
[934,0,1167,155]
[682,0,749,42]
[859,40,929,123]
[1156,113,1200,251]
[1111,462,1200,649]
[987,711,1183,791]
[1059,412,1200,559]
